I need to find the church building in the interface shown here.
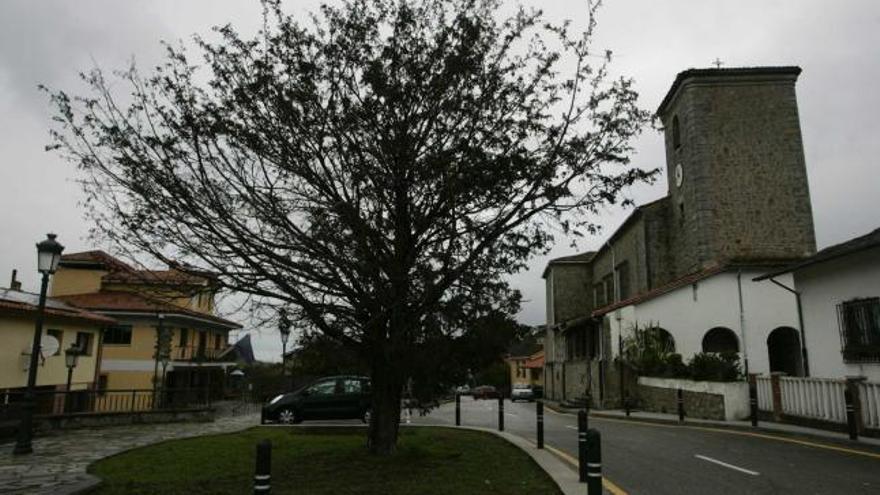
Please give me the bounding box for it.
[542,66,817,406]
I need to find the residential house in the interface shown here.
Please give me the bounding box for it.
[50,251,242,399]
[755,227,880,381]
[0,274,112,414]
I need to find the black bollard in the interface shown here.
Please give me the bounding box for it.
[536,400,544,449]
[586,429,602,494]
[624,393,631,417]
[254,439,272,494]
[498,395,505,431]
[578,409,588,482]
[677,388,685,423]
[455,392,461,426]
[845,389,859,441]
[749,382,759,427]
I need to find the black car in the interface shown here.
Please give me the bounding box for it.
[262,375,371,424]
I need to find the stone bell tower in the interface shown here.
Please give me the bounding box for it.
[656,66,817,277]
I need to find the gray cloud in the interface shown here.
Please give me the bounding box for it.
[2,0,878,359]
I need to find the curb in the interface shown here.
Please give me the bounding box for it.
[448,425,585,495]
[542,402,880,453]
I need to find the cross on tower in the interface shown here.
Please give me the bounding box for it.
[712,58,724,69]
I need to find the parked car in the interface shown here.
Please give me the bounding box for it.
[262,375,371,424]
[510,384,535,402]
[455,384,472,396]
[472,385,499,400]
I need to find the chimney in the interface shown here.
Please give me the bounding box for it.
[10,269,21,291]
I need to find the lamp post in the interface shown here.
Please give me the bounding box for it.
[64,344,80,413]
[278,308,291,387]
[13,233,64,455]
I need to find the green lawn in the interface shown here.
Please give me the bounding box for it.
[88,426,561,494]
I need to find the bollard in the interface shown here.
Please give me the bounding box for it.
[845,389,859,441]
[498,396,505,432]
[749,382,759,427]
[260,406,267,425]
[578,410,588,482]
[536,400,544,449]
[586,429,602,495]
[677,388,685,423]
[624,393,631,418]
[254,439,272,494]
[455,393,461,426]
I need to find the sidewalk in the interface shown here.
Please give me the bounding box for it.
[543,400,880,448]
[0,413,260,495]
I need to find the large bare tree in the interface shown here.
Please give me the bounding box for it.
[46,0,654,454]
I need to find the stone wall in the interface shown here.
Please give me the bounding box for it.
[35,408,214,433]
[660,68,816,279]
[636,376,750,421]
[637,383,725,420]
[550,263,592,324]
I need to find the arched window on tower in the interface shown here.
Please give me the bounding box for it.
[672,115,682,150]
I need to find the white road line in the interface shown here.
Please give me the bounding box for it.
[505,413,518,417]
[694,455,760,476]
[565,425,578,430]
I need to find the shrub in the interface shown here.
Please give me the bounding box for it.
[687,352,742,382]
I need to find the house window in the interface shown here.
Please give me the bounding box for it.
[838,297,880,362]
[565,329,588,360]
[97,374,109,396]
[603,274,614,304]
[75,332,93,356]
[214,334,223,350]
[103,325,133,345]
[47,329,63,355]
[593,284,605,307]
[616,261,631,301]
[179,328,189,347]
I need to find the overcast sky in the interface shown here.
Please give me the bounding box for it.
[1,1,879,361]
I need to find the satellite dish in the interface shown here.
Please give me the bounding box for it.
[40,335,60,359]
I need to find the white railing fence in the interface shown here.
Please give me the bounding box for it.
[860,381,880,429]
[756,376,773,412]
[779,376,847,424]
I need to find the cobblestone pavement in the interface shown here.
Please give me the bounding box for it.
[0,413,260,494]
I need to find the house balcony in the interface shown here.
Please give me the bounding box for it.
[174,345,231,363]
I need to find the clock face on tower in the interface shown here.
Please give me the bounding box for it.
[674,163,683,188]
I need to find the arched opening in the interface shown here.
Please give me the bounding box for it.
[767,327,803,377]
[702,327,739,353]
[649,327,676,354]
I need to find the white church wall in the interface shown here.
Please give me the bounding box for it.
[795,248,880,381]
[607,271,800,376]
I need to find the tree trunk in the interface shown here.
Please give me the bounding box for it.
[367,362,403,455]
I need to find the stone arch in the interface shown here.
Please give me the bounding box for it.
[702,327,739,353]
[767,327,803,377]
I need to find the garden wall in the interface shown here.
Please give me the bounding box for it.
[637,377,749,421]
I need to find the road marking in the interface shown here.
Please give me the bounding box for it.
[591,416,880,460]
[543,444,628,495]
[694,454,760,476]
[505,413,518,417]
[565,425,578,430]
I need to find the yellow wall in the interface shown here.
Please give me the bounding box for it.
[50,268,107,297]
[0,315,99,390]
[508,357,543,387]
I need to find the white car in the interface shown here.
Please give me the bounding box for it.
[510,384,535,402]
[455,385,472,396]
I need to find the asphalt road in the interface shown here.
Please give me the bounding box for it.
[412,396,880,494]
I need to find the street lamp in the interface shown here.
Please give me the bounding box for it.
[278,308,291,385]
[13,233,64,455]
[64,344,80,413]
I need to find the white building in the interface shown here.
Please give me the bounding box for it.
[755,228,880,381]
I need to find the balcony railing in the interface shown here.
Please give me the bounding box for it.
[175,345,229,362]
[0,387,211,424]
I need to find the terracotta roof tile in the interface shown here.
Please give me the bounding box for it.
[0,288,116,326]
[55,291,241,329]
